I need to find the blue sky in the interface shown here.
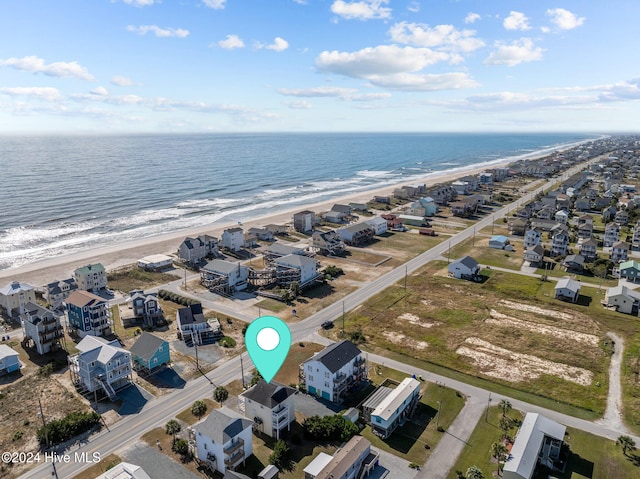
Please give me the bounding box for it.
[0,0,638,133]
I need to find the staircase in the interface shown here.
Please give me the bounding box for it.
[95,376,118,401]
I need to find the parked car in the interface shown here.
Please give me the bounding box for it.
[321,320,334,330]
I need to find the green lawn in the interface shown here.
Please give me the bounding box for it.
[447,237,524,270]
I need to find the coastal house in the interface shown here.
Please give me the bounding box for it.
[293,210,315,233]
[200,260,249,295]
[451,180,470,195]
[611,241,629,263]
[449,199,478,217]
[550,225,570,257]
[331,204,352,217]
[324,210,346,224]
[176,303,222,345]
[479,172,493,184]
[127,290,163,326]
[300,340,366,404]
[68,336,132,400]
[393,187,410,199]
[238,379,296,439]
[364,217,388,236]
[129,332,170,374]
[137,254,173,271]
[221,227,244,253]
[362,378,421,439]
[190,407,253,475]
[20,302,64,355]
[273,254,321,289]
[448,256,480,280]
[554,278,581,303]
[523,229,542,249]
[579,238,598,261]
[263,243,308,264]
[577,222,593,239]
[349,202,369,213]
[562,254,585,272]
[535,205,554,220]
[337,223,375,247]
[44,278,78,310]
[602,205,617,223]
[74,263,107,293]
[94,462,151,479]
[524,245,545,266]
[508,218,527,236]
[603,222,620,247]
[604,285,640,314]
[503,413,566,479]
[312,231,346,256]
[264,223,288,235]
[380,214,404,230]
[615,209,630,225]
[619,260,640,282]
[578,214,594,226]
[631,221,640,250]
[0,345,20,376]
[178,236,218,265]
[574,197,591,212]
[397,214,427,226]
[65,290,112,338]
[247,227,274,242]
[407,197,437,217]
[554,210,569,224]
[373,195,391,204]
[489,235,510,250]
[0,280,36,317]
[303,436,378,479]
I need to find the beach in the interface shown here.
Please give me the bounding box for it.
[0,158,517,287]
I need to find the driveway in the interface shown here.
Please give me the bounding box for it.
[120,442,201,479]
[294,391,342,418]
[117,384,154,415]
[372,448,418,479]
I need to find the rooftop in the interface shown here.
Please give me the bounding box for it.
[304,340,361,374]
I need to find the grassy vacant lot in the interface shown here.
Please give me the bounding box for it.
[533,263,618,288]
[107,266,180,293]
[71,454,122,479]
[332,263,612,418]
[448,236,525,270]
[448,406,640,479]
[372,231,444,266]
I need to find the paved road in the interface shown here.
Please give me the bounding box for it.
[20,157,612,479]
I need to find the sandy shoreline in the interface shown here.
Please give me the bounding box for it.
[0,137,597,287]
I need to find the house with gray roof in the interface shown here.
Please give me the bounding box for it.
[200,260,249,295]
[273,254,321,289]
[293,210,315,233]
[190,407,253,475]
[448,256,480,280]
[604,285,640,314]
[127,290,163,327]
[239,379,296,439]
[176,303,222,345]
[337,223,375,246]
[554,278,581,303]
[221,227,244,253]
[129,332,170,373]
[21,302,63,355]
[263,243,307,263]
[301,340,366,404]
[312,230,346,256]
[303,436,378,479]
[362,377,421,439]
[44,278,77,310]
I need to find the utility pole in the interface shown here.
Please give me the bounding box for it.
[472,226,476,247]
[436,400,442,429]
[342,301,345,336]
[491,215,495,235]
[404,265,408,290]
[447,240,451,263]
[193,332,199,371]
[486,392,492,422]
[38,396,59,479]
[184,269,187,289]
[240,354,245,389]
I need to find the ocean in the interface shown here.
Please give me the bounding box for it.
[0,132,598,271]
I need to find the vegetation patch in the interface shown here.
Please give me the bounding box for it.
[107,266,179,292]
[37,411,101,445]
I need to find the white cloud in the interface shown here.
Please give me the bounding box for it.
[218,34,245,49]
[316,45,451,78]
[546,8,585,30]
[292,0,307,4]
[503,11,531,31]
[484,38,544,67]
[0,86,62,101]
[284,100,312,109]
[330,0,391,21]
[111,75,135,86]
[465,12,481,24]
[127,25,189,38]
[350,92,391,101]
[407,2,420,13]
[277,86,357,98]
[118,0,157,6]
[0,56,95,80]
[202,0,225,9]
[265,37,289,52]
[365,72,478,91]
[388,22,485,52]
[90,86,109,96]
[540,26,550,34]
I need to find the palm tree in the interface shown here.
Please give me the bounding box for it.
[499,399,512,418]
[499,416,514,440]
[165,419,181,445]
[191,400,207,419]
[465,465,485,479]
[214,385,229,406]
[490,442,508,477]
[617,435,636,456]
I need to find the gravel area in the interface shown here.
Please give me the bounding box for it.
[119,442,201,479]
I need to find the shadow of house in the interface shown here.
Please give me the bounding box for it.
[117,384,152,415]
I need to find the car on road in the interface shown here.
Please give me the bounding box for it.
[321,320,334,330]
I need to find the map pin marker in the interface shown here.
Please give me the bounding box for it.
[245,315,291,384]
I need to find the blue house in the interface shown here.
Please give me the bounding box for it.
[0,344,20,375]
[129,332,170,373]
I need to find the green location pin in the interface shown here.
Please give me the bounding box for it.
[245,315,291,384]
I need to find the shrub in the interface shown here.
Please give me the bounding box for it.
[219,336,236,348]
[191,400,207,419]
[173,438,189,456]
[36,411,101,445]
[12,431,23,442]
[269,439,295,472]
[349,330,366,344]
[302,415,359,442]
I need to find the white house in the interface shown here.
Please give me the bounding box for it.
[239,379,296,439]
[407,197,437,217]
[301,340,366,404]
[448,256,480,279]
[191,407,253,475]
[550,225,570,257]
[303,436,378,479]
[604,285,640,315]
[200,260,249,294]
[137,254,173,271]
[362,378,421,439]
[451,180,470,195]
[489,235,510,250]
[523,229,542,249]
[503,413,566,479]
[68,336,132,400]
[578,238,598,261]
[0,281,36,317]
[610,241,629,263]
[554,210,569,224]
[273,254,321,289]
[94,462,151,479]
[0,344,20,375]
[221,227,244,252]
[554,278,581,303]
[365,217,388,235]
[44,278,77,310]
[20,302,64,355]
[603,223,620,247]
[293,210,315,233]
[74,263,107,292]
[523,245,545,265]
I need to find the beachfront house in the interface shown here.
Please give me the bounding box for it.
[293,210,315,234]
[65,290,112,337]
[20,302,64,355]
[0,345,20,376]
[300,340,366,404]
[126,290,163,327]
[68,336,132,400]
[238,379,296,439]
[94,462,151,479]
[190,407,253,475]
[362,377,421,439]
[554,278,581,303]
[503,413,566,479]
[178,237,207,265]
[74,263,107,293]
[0,280,36,317]
[247,227,274,242]
[129,332,170,373]
[451,180,470,195]
[44,278,78,310]
[303,436,378,479]
[221,227,244,253]
[364,217,388,235]
[336,223,375,246]
[137,254,173,271]
[176,303,222,345]
[448,256,480,280]
[200,260,249,295]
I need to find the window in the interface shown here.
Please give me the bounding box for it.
[309,375,313,382]
[204,443,207,450]
[324,382,329,388]
[324,372,329,378]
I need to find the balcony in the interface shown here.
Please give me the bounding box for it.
[224,449,244,468]
[223,438,244,455]
[39,326,63,337]
[41,316,58,326]
[272,405,289,425]
[333,373,348,393]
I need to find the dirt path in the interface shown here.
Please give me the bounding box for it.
[597,332,628,433]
